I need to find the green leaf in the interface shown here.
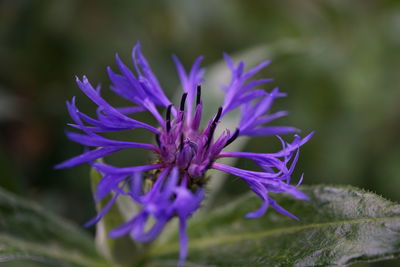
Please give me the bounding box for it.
[148,185,400,266]
[0,187,107,267]
[90,167,148,266]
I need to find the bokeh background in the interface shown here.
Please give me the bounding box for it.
[1,0,400,265]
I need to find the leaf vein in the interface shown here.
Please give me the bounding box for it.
[151,215,400,256]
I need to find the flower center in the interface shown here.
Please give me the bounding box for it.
[154,86,239,180]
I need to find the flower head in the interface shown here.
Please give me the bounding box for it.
[57,42,313,265]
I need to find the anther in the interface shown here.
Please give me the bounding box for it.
[166,105,172,121]
[166,121,171,132]
[166,105,172,132]
[180,93,188,111]
[196,85,201,106]
[224,128,240,148]
[205,122,217,149]
[205,107,223,149]
[213,107,223,124]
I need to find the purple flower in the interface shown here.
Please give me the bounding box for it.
[56,42,313,265]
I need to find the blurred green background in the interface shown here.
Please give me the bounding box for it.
[1,0,400,265]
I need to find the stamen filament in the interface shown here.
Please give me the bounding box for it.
[196,85,201,106]
[224,128,240,148]
[180,93,188,111]
[213,107,223,123]
[166,104,172,132]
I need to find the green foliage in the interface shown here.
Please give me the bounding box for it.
[0,187,107,267]
[90,167,147,266]
[2,0,400,229]
[2,1,400,266]
[1,184,400,266]
[147,185,400,266]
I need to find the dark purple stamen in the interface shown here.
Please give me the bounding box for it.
[205,123,217,149]
[205,107,223,148]
[196,85,201,106]
[213,107,223,124]
[166,104,172,121]
[166,121,171,132]
[180,93,188,111]
[224,128,240,148]
[166,104,172,132]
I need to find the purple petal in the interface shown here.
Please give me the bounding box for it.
[265,182,309,200]
[296,173,305,187]
[264,132,314,158]
[132,42,171,107]
[268,196,299,221]
[173,55,204,124]
[55,147,122,169]
[144,167,171,201]
[242,126,300,137]
[95,174,127,200]
[161,167,179,198]
[130,172,143,200]
[108,67,138,104]
[115,106,146,114]
[178,217,188,266]
[109,216,140,238]
[241,78,274,92]
[93,163,164,175]
[65,132,156,150]
[84,193,119,227]
[223,53,235,72]
[245,181,269,219]
[174,186,204,218]
[254,111,289,126]
[132,217,168,242]
[212,162,281,180]
[75,77,158,132]
[172,55,188,92]
[114,54,146,98]
[243,60,271,80]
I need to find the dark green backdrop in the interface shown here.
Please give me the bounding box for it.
[1,1,399,265]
